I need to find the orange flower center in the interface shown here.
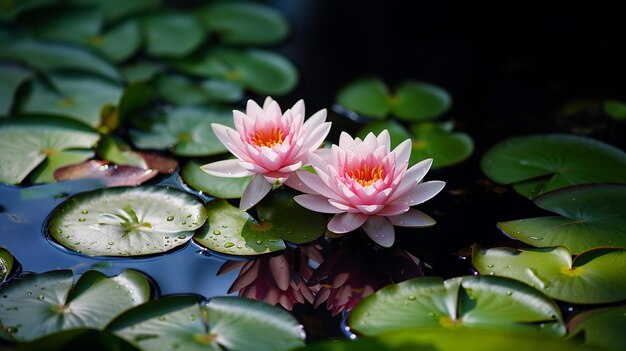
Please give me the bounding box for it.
[348,164,384,186]
[250,127,285,148]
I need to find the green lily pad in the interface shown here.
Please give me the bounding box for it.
[0,37,121,82]
[174,48,298,96]
[472,245,626,304]
[107,296,305,351]
[358,120,473,168]
[0,269,151,342]
[121,62,164,83]
[17,328,140,351]
[195,190,326,256]
[129,105,232,157]
[0,116,100,184]
[89,20,142,63]
[194,199,286,256]
[0,63,32,115]
[0,0,57,21]
[97,136,147,168]
[497,184,626,254]
[348,275,565,336]
[0,247,14,283]
[29,150,95,184]
[21,73,123,127]
[34,8,103,44]
[181,158,252,199]
[196,2,289,45]
[155,74,242,105]
[69,0,158,22]
[481,134,626,198]
[603,100,626,121]
[568,305,626,351]
[141,13,205,58]
[48,186,207,256]
[298,328,603,351]
[337,78,451,121]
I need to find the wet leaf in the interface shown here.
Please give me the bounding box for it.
[567,305,626,351]
[16,328,140,351]
[29,150,95,184]
[0,63,32,115]
[603,100,626,120]
[155,74,242,105]
[0,247,14,283]
[141,12,205,58]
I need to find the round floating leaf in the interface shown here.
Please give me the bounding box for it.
[122,62,164,83]
[21,73,123,127]
[0,63,32,115]
[155,74,242,105]
[393,81,452,121]
[17,328,140,351]
[481,134,626,198]
[336,78,451,120]
[107,296,305,351]
[349,275,565,336]
[409,123,473,168]
[196,2,289,45]
[472,245,626,304]
[0,247,14,283]
[298,328,603,351]
[194,199,286,256]
[181,158,251,199]
[568,305,626,351]
[90,20,142,63]
[28,150,95,184]
[336,78,391,119]
[0,116,100,184]
[497,184,626,254]
[603,100,626,121]
[97,136,147,169]
[35,8,103,43]
[129,105,233,157]
[0,38,121,82]
[48,186,207,256]
[0,269,151,342]
[68,0,158,22]
[175,49,298,96]
[141,13,205,58]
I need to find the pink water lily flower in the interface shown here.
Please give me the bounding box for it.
[291,130,445,247]
[201,97,331,210]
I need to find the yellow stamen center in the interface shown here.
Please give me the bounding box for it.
[250,127,285,148]
[348,164,384,186]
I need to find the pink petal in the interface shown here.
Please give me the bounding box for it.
[296,170,341,200]
[247,99,264,117]
[390,158,434,201]
[284,171,318,194]
[362,216,395,247]
[278,161,302,174]
[262,96,274,109]
[327,212,368,233]
[376,203,410,216]
[376,129,391,150]
[211,123,246,158]
[200,159,252,177]
[389,209,436,227]
[394,180,445,206]
[392,139,412,169]
[294,194,345,214]
[240,173,273,210]
[269,256,290,291]
[356,204,383,215]
[303,122,332,154]
[303,108,327,129]
[338,132,358,150]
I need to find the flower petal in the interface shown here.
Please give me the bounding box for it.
[389,209,436,227]
[390,158,433,201]
[296,169,341,200]
[362,216,395,247]
[327,212,368,233]
[240,173,272,210]
[294,194,345,214]
[303,108,327,129]
[284,171,317,194]
[392,139,412,169]
[395,180,446,206]
[269,255,290,291]
[376,129,391,150]
[200,159,252,177]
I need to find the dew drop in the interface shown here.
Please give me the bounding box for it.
[427,312,436,318]
[182,221,187,225]
[256,240,263,245]
[224,242,235,248]
[78,217,85,222]
[186,214,192,218]
[178,234,186,239]
[221,224,227,228]
[213,230,221,235]
[81,210,88,214]
[487,264,494,268]
[408,295,416,301]
[26,292,32,296]
[166,216,174,221]
[108,241,114,245]
[37,295,45,301]
[158,315,166,321]
[506,291,513,296]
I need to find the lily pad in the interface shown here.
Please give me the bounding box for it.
[107,296,305,351]
[17,328,140,351]
[0,37,121,82]
[129,105,233,157]
[196,2,289,45]
[348,275,565,336]
[122,62,164,83]
[481,134,626,198]
[0,63,32,115]
[472,245,626,304]
[357,121,473,168]
[48,186,207,256]
[497,184,626,254]
[97,136,147,169]
[181,158,252,199]
[568,305,626,351]
[194,199,286,256]
[0,116,100,184]
[155,74,242,105]
[0,0,57,21]
[195,190,326,256]
[141,13,205,58]
[0,269,151,342]
[336,78,451,121]
[298,328,603,351]
[603,100,626,120]
[69,0,158,22]
[34,8,103,44]
[174,49,298,96]
[0,247,14,283]
[29,150,95,184]
[21,73,124,127]
[89,20,142,62]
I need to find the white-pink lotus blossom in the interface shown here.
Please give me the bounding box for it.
[201,97,331,210]
[291,130,445,247]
